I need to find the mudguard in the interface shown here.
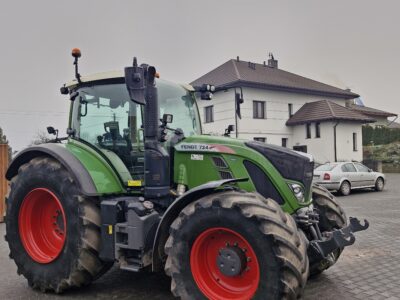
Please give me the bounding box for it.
[151,178,248,271]
[6,143,122,196]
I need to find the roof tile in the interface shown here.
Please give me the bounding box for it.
[191,59,359,99]
[286,100,375,125]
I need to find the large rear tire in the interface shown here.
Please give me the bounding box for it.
[164,190,309,300]
[311,184,347,275]
[5,157,112,293]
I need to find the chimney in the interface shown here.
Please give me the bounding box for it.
[236,56,240,62]
[268,52,278,68]
[248,61,256,70]
[263,61,266,66]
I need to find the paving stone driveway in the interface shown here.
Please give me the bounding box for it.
[0,174,399,299]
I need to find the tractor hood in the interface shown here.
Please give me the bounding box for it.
[175,135,315,202]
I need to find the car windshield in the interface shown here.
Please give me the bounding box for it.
[315,164,337,171]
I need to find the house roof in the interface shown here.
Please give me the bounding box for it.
[348,104,398,118]
[191,59,359,99]
[286,100,376,126]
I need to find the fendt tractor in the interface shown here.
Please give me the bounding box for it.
[5,49,369,299]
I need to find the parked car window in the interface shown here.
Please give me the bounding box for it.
[355,163,369,172]
[315,164,336,171]
[342,163,357,172]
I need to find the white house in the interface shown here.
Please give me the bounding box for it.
[191,56,376,164]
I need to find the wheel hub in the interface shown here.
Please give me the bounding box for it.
[216,246,247,277]
[190,227,260,300]
[18,188,67,264]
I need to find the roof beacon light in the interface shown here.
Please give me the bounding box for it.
[71,48,81,58]
[71,48,82,83]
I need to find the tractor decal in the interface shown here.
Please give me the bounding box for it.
[175,143,236,154]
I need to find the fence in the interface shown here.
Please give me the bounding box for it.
[0,144,9,223]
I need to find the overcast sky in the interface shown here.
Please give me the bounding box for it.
[1,0,399,151]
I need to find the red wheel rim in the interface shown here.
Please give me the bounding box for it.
[190,227,260,300]
[18,188,66,264]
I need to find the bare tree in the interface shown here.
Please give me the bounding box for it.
[30,130,51,146]
[0,126,12,161]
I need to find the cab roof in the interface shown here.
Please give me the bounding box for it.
[65,70,194,91]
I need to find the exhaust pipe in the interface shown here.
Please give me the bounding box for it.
[125,59,170,198]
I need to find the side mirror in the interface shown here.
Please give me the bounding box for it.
[47,126,57,135]
[125,57,146,105]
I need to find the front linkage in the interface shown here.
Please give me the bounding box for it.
[295,205,369,270]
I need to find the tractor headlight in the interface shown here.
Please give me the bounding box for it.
[289,183,305,202]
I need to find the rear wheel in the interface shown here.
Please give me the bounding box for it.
[339,180,351,196]
[164,190,309,300]
[5,157,112,293]
[375,177,384,191]
[311,184,347,275]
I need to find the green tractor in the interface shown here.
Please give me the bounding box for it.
[5,50,368,299]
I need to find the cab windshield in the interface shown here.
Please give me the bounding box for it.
[70,79,201,179]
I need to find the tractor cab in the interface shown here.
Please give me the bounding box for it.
[67,74,201,182]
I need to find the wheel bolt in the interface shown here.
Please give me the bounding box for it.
[247,257,251,262]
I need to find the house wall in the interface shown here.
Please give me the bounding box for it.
[292,122,335,163]
[197,87,346,148]
[196,87,364,163]
[292,121,363,163]
[336,122,363,162]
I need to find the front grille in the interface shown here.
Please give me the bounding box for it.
[212,156,228,168]
[245,141,314,196]
[243,160,284,204]
[219,170,233,179]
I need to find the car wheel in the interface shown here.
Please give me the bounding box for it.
[375,177,384,191]
[339,181,351,196]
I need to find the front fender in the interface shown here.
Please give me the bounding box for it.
[151,178,248,272]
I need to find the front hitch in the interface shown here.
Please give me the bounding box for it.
[308,217,369,261]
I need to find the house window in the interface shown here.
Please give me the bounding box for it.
[253,101,266,119]
[315,122,321,138]
[353,132,358,151]
[282,138,288,147]
[254,137,266,143]
[306,123,311,139]
[204,106,214,123]
[288,103,293,117]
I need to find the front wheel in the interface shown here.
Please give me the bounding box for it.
[164,191,309,300]
[5,157,112,293]
[311,184,347,275]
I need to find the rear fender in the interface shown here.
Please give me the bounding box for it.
[5,143,124,196]
[151,178,248,272]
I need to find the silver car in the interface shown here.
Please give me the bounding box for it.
[313,162,385,196]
